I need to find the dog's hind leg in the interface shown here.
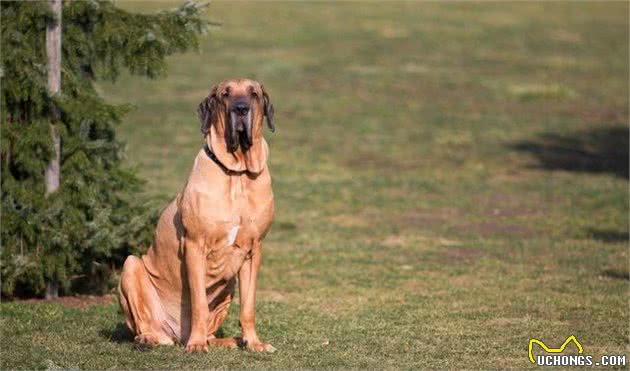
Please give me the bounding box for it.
[119,255,174,346]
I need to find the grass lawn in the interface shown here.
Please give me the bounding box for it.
[1,1,628,369]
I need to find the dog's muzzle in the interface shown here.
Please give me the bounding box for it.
[227,102,252,152]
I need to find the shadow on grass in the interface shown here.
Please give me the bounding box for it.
[601,269,630,281]
[511,126,629,179]
[587,228,629,243]
[99,322,134,344]
[98,324,236,346]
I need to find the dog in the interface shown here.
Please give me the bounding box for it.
[118,78,276,353]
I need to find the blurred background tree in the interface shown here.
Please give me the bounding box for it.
[1,0,210,298]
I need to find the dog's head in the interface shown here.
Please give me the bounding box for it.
[198,79,274,153]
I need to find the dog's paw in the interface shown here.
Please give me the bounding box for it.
[208,336,240,349]
[245,340,277,353]
[185,337,209,353]
[134,333,159,349]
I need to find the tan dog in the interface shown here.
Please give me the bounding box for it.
[118,79,276,353]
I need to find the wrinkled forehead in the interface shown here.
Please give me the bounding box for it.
[220,79,261,96]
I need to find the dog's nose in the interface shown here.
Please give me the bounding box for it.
[233,102,249,115]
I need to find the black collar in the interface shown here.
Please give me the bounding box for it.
[203,143,247,175]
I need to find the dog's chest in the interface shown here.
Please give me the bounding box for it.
[204,238,248,281]
[196,179,272,282]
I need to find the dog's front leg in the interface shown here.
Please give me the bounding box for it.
[184,236,209,353]
[239,241,275,352]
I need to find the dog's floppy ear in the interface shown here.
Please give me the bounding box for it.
[261,85,275,133]
[198,86,218,136]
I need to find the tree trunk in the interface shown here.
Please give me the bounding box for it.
[45,0,62,300]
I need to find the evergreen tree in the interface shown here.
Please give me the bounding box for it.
[1,0,210,297]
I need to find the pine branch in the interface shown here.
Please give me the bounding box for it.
[0,0,212,297]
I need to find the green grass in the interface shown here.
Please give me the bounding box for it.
[2,1,629,369]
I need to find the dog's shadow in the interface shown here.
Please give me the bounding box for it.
[99,324,232,345]
[99,323,134,344]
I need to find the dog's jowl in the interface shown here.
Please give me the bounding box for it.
[118,79,276,353]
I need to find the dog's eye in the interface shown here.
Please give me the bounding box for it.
[251,91,258,98]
